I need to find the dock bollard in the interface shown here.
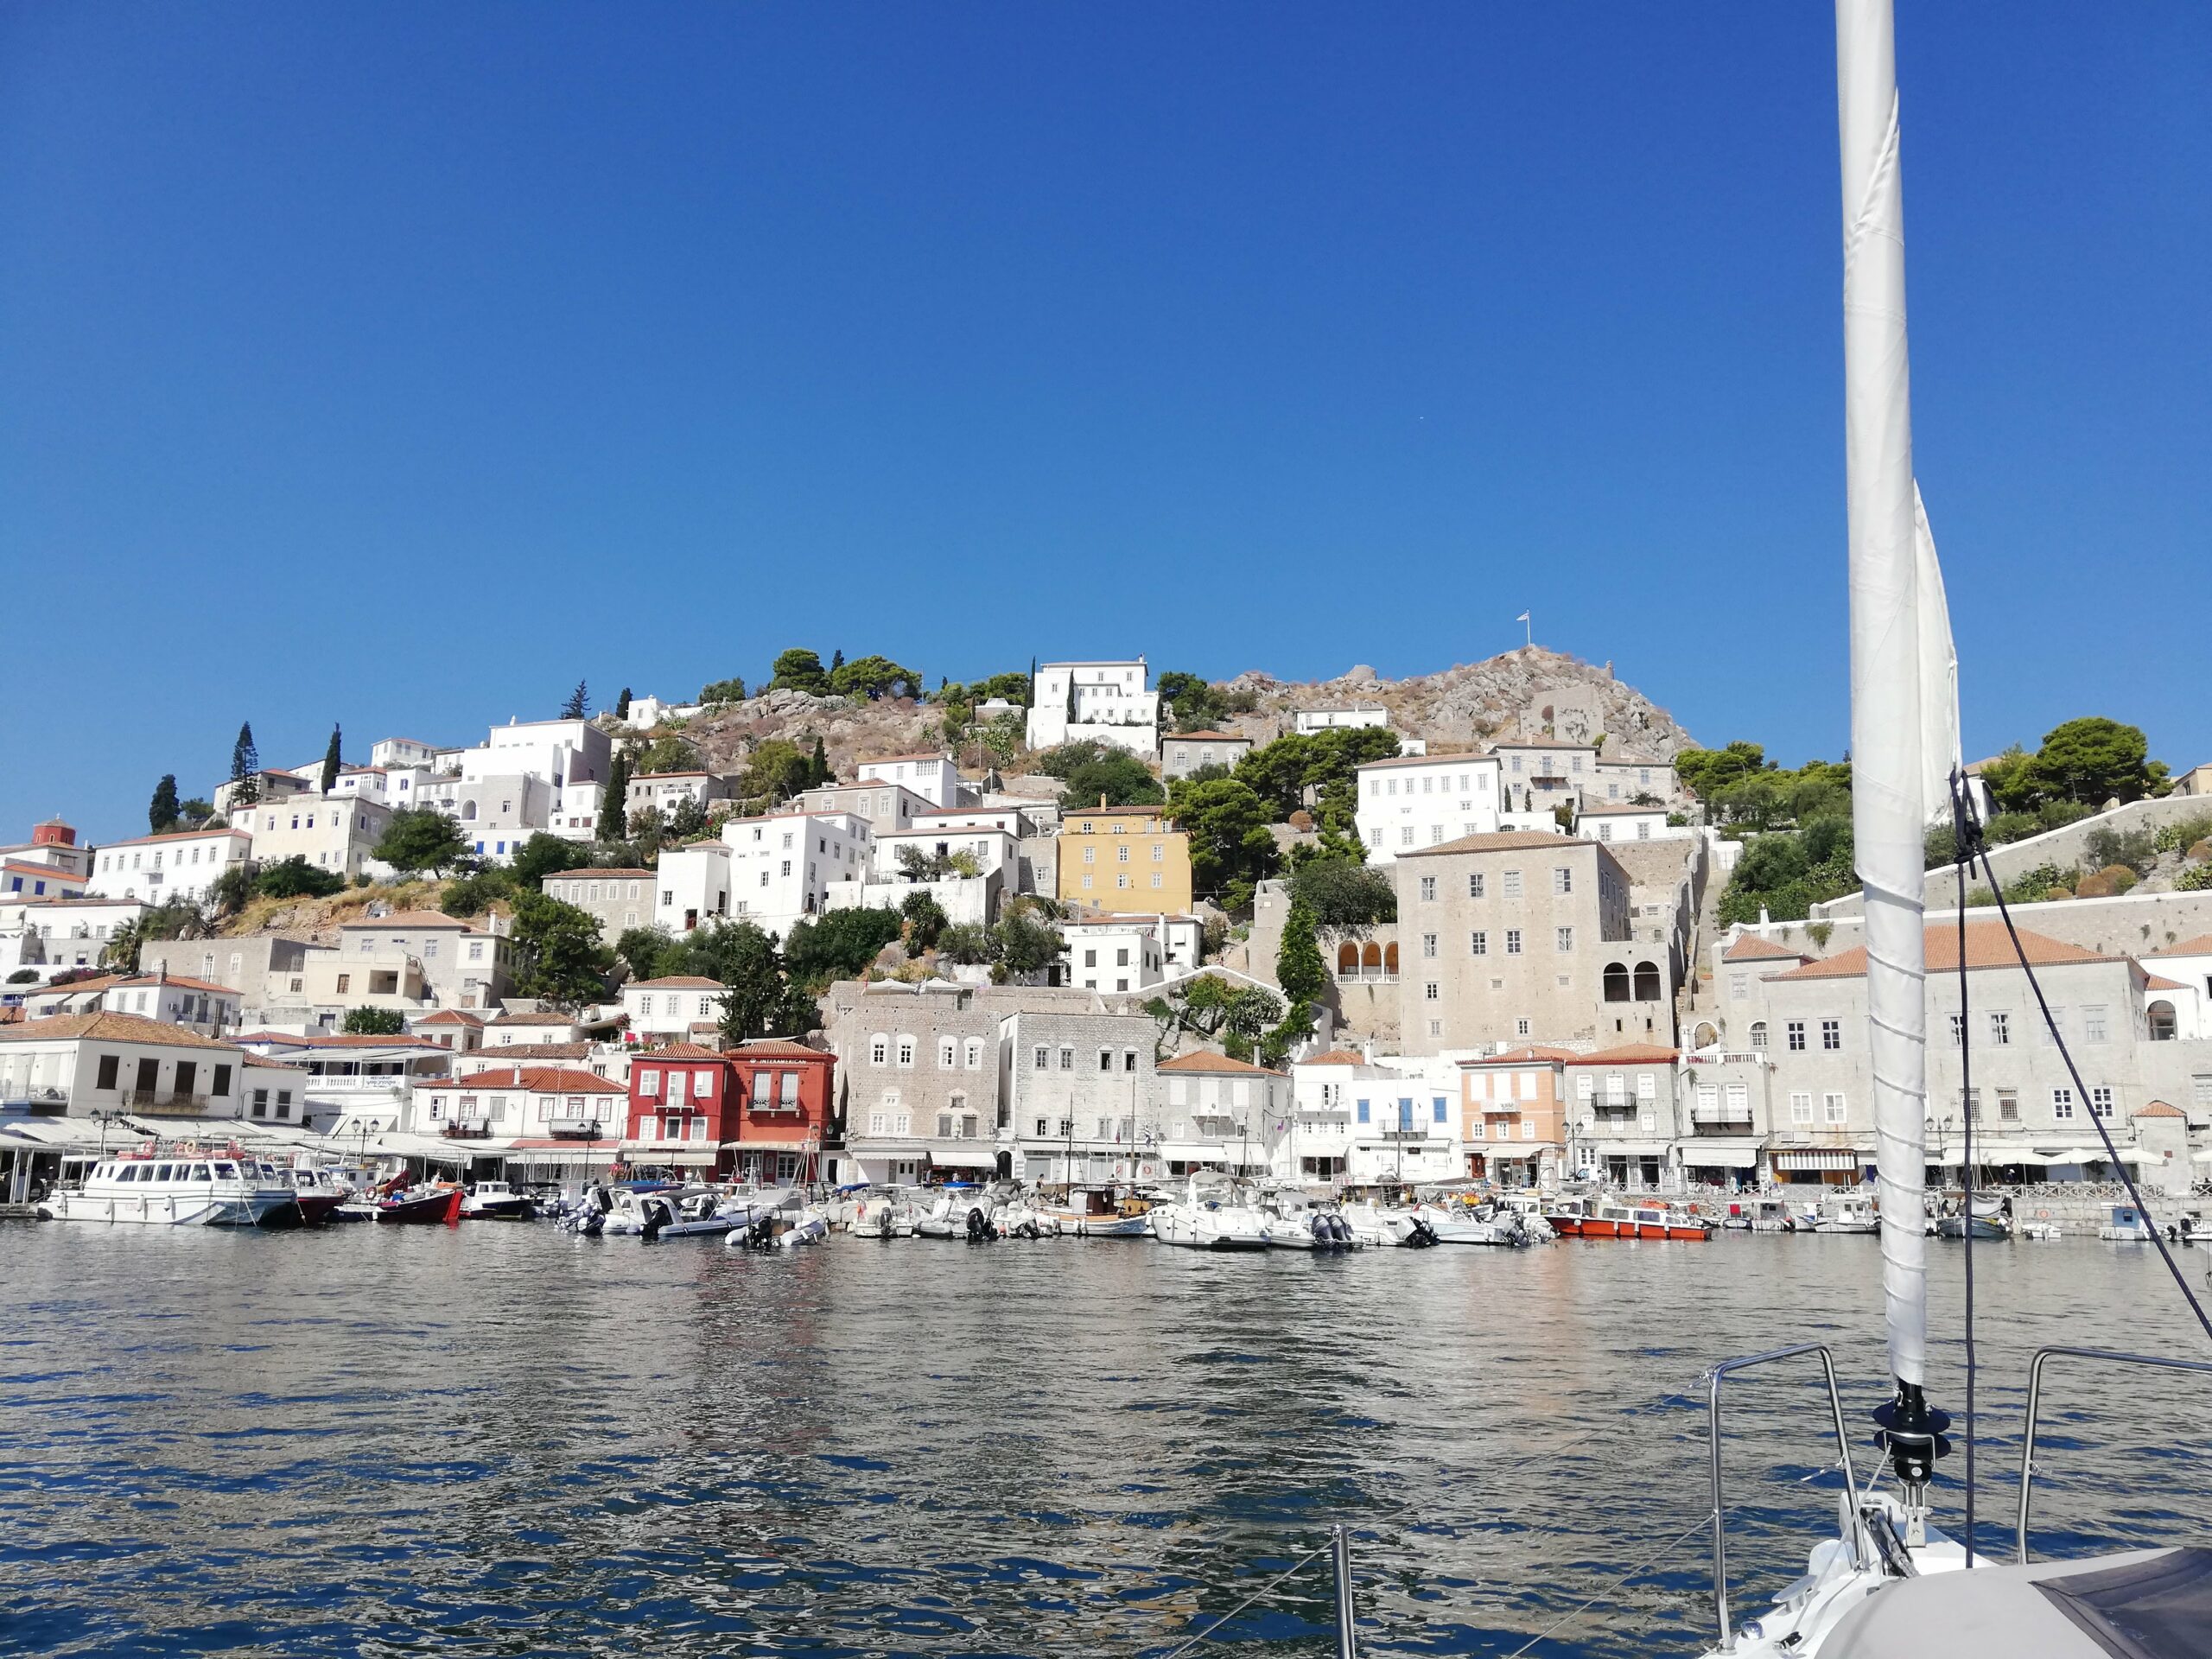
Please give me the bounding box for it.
[1332,1523,1356,1659]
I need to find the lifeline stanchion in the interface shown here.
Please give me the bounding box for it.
[1332,1523,1357,1659]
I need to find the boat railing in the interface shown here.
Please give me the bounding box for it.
[1704,1342,1859,1652]
[2014,1344,2212,1564]
[1155,1522,1359,1659]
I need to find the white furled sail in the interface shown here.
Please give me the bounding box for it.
[1837,0,1947,1394]
[1913,484,1963,813]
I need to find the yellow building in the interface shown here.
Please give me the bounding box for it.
[1057,803,1193,914]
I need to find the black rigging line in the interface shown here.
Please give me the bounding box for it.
[1950,768,1979,1569]
[1959,781,2212,1351]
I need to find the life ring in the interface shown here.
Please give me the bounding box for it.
[2037,1208,2050,1219]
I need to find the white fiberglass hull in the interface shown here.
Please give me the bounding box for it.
[41,1187,297,1227]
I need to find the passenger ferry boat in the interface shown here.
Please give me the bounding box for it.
[38,1148,302,1227]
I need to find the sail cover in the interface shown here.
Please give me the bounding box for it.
[1837,0,1959,1389]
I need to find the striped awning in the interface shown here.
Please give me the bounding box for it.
[1774,1149,1863,1172]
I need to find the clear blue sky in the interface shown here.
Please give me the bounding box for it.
[3,3,2206,844]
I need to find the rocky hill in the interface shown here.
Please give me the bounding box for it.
[652,645,1694,780]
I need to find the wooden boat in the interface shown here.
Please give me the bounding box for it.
[375,1184,464,1224]
[1597,1198,1715,1241]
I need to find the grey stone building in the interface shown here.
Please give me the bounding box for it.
[1391,832,1671,1056]
[539,868,657,943]
[1003,1007,1160,1185]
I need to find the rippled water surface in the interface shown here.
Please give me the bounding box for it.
[3,1223,2207,1657]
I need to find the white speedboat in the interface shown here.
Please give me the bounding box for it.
[914,1188,1001,1240]
[1415,1198,1529,1247]
[1255,1190,1358,1250]
[1814,1196,1881,1235]
[849,1189,917,1238]
[40,1151,301,1227]
[2097,1204,2157,1242]
[1150,1177,1271,1251]
[1336,1198,1440,1248]
[1493,1191,1557,1241]
[1723,1196,1801,1233]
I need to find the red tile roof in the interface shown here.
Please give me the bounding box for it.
[639,1042,722,1060]
[1401,831,1590,857]
[2144,975,2191,993]
[414,1009,485,1027]
[0,1011,240,1050]
[1300,1048,1370,1066]
[1725,934,1806,963]
[451,1065,626,1094]
[1461,1046,1580,1065]
[1565,1044,1680,1065]
[338,910,477,931]
[1772,922,2108,980]
[1355,753,1484,772]
[1159,1050,1284,1077]
[110,975,238,996]
[629,976,726,989]
[729,1039,827,1060]
[2133,1101,2186,1120]
[93,828,252,849]
[2146,934,2212,959]
[1168,731,1250,744]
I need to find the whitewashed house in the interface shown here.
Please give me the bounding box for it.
[1026,660,1160,756]
[1355,754,1506,862]
[237,796,392,883]
[86,828,253,905]
[622,976,726,1043]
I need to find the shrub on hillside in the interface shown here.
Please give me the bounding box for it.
[2189,840,2212,864]
[2074,871,2119,899]
[2152,813,2212,854]
[2082,823,2158,875]
[2176,863,2212,893]
[2097,864,2139,894]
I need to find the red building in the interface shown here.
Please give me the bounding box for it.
[624,1043,735,1177]
[727,1040,837,1185]
[622,1039,838,1182]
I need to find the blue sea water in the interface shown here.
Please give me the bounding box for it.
[0,1224,2203,1656]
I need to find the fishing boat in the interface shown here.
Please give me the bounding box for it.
[1814,1196,1882,1236]
[1933,1192,2011,1241]
[1685,10,2211,1655]
[285,1163,357,1225]
[38,1149,302,1227]
[376,1181,463,1224]
[2098,1204,2157,1243]
[1593,1198,1713,1241]
[460,1179,536,1221]
[1721,1196,1800,1233]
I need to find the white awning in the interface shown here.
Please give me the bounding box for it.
[1160,1142,1227,1162]
[637,1150,719,1168]
[1681,1146,1764,1169]
[929,1149,998,1170]
[1774,1149,1864,1172]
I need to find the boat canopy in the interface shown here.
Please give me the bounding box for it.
[1823,1547,2212,1659]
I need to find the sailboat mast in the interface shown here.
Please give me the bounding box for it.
[1836,0,1941,1498]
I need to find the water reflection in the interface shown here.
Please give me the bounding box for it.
[0,1225,2204,1656]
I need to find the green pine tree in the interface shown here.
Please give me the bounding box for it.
[601,750,632,841]
[1274,894,1327,1009]
[230,722,260,805]
[320,725,343,794]
[562,681,589,721]
[614,687,632,720]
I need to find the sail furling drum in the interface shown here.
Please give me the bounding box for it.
[1836,0,1961,1542]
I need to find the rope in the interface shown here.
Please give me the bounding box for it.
[1953,768,1980,1569]
[1154,1540,1338,1659]
[1966,823,2212,1350]
[1500,1511,1715,1659]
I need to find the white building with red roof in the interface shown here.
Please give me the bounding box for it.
[86,827,251,906]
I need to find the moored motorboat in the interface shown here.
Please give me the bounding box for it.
[1813,1196,1881,1235]
[2097,1204,2156,1242]
[1151,1177,1272,1250]
[460,1179,536,1221]
[39,1149,302,1227]
[286,1163,356,1225]
[1723,1196,1801,1233]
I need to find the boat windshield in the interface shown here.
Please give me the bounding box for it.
[214,1162,238,1178]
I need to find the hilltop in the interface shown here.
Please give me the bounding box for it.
[648,645,1693,779]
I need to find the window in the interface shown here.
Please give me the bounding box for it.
[2089,1087,2114,1120]
[1749,1020,1768,1049]
[1789,1090,1814,1126]
[896,1037,915,1067]
[1356,1100,1370,1123]
[1419,876,1436,902]
[1822,1091,1847,1125]
[1058,1046,1074,1071]
[1820,1019,1840,1051]
[1988,1011,2011,1046]
[1033,1046,1049,1069]
[1423,982,1439,1001]
[1998,1090,2019,1122]
[1503,870,1522,899]
[1516,1017,1530,1038]
[869,1035,887,1066]
[1124,1050,1138,1072]
[1948,1011,1965,1046]
[95,1054,119,1090]
[639,1069,661,1096]
[1963,1087,1981,1122]
[1468,874,1485,899]
[939,1038,957,1068]
[964,1039,983,1069]
[1421,932,1438,958]
[336,974,351,994]
[1504,930,1522,956]
[1553,868,1572,895]
[1786,1020,1806,1052]
[2051,1086,2075,1120]
[1555,926,1573,953]
[1471,931,1488,956]
[2083,1007,2108,1044]
[1433,1098,1449,1123]
[1098,1049,1113,1072]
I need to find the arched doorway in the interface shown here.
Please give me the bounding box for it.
[1338,941,1361,977]
[2148,1001,2177,1041]
[1633,961,1662,1001]
[1603,963,1630,1002]
[995,1149,1013,1179]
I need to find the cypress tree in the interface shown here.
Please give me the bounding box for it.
[1274,895,1327,1010]
[320,725,343,794]
[601,750,632,842]
[810,735,831,787]
[149,774,181,834]
[230,722,260,805]
[614,687,632,720]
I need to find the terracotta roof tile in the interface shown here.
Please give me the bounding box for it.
[1400,831,1591,857]
[543,868,655,880]
[2144,975,2191,993]
[1772,922,2108,981]
[93,828,252,849]
[1166,731,1250,744]
[1461,1046,1580,1065]
[629,976,725,989]
[0,1011,240,1050]
[639,1042,722,1060]
[1564,1043,1679,1065]
[2133,1100,2186,1119]
[2145,934,2212,959]
[1158,1050,1284,1077]
[454,1041,591,1060]
[1725,934,1807,963]
[1355,753,1481,772]
[338,911,476,931]
[1300,1049,1370,1066]
[450,1065,626,1094]
[729,1039,827,1060]
[110,975,238,996]
[413,1009,485,1027]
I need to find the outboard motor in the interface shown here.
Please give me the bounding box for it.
[965,1205,995,1242]
[640,1198,669,1243]
[577,1210,605,1238]
[1406,1217,1441,1249]
[747,1214,778,1251]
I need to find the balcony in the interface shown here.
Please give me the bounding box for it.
[545,1118,610,1141]
[121,1089,212,1117]
[442,1121,493,1141]
[3,1087,68,1116]
[1691,1105,1754,1128]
